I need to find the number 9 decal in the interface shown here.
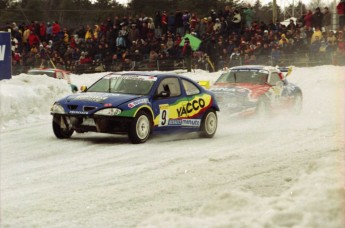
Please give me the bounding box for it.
[159,109,169,126]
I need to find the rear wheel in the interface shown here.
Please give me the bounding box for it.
[52,116,74,139]
[199,109,217,138]
[128,111,152,144]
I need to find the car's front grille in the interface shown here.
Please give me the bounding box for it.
[83,106,97,112]
[68,105,78,110]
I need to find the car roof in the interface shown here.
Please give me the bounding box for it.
[106,72,191,80]
[28,68,65,72]
[230,65,278,72]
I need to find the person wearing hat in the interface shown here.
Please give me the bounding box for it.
[312,7,324,29]
[323,7,331,33]
[182,37,192,72]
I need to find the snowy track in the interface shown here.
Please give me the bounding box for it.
[1,66,344,227]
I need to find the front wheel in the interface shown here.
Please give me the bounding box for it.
[128,111,152,144]
[199,109,217,138]
[52,116,74,139]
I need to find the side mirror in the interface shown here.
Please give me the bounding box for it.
[155,90,170,98]
[80,85,87,92]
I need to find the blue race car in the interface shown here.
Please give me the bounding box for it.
[51,72,220,143]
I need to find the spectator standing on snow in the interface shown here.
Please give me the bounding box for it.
[309,35,322,63]
[304,10,313,28]
[312,7,324,29]
[232,9,242,35]
[52,21,61,40]
[243,4,254,28]
[182,37,193,72]
[337,0,345,29]
[323,7,331,33]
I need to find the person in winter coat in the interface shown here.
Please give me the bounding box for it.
[39,22,47,42]
[206,36,220,71]
[182,10,191,35]
[278,34,289,47]
[182,37,193,72]
[63,28,69,45]
[304,10,313,28]
[243,4,254,28]
[161,11,168,34]
[312,7,324,29]
[311,27,323,44]
[93,25,100,40]
[213,18,222,33]
[337,0,345,29]
[286,19,296,32]
[309,35,322,62]
[323,7,332,33]
[189,13,198,31]
[52,21,61,38]
[85,25,93,41]
[46,22,53,41]
[28,30,39,47]
[232,10,242,35]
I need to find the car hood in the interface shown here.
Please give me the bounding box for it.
[210,82,271,99]
[61,92,142,107]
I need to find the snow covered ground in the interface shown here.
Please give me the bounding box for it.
[0,66,344,227]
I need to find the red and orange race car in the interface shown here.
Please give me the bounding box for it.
[208,65,302,117]
[27,68,78,92]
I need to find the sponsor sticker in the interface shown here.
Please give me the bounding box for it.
[128,98,148,108]
[69,110,88,114]
[167,119,201,127]
[73,94,109,102]
[105,74,157,81]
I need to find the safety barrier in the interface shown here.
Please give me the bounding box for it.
[12,51,344,75]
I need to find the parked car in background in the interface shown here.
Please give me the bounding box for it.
[27,68,78,93]
[51,72,220,144]
[208,65,302,117]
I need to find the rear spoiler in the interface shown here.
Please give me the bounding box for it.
[197,80,211,89]
[277,66,293,77]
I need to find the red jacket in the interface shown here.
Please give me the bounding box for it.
[337,2,345,15]
[52,23,61,35]
[28,33,39,46]
[40,24,46,37]
[304,12,313,28]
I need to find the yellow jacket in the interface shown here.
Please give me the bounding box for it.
[278,34,289,46]
[311,30,323,43]
[85,29,92,40]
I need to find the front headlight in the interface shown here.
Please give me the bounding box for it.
[51,103,65,114]
[94,108,122,116]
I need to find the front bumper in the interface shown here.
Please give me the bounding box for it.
[52,114,133,134]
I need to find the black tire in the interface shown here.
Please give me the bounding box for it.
[199,109,217,138]
[52,116,74,139]
[128,110,152,144]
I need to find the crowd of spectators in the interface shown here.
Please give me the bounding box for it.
[4,1,345,74]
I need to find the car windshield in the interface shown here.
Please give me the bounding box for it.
[28,71,55,78]
[215,70,269,85]
[87,75,155,95]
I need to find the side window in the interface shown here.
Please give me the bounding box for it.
[156,77,181,97]
[269,72,281,85]
[182,79,200,96]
